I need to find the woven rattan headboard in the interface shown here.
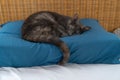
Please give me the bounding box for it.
[0,0,120,31]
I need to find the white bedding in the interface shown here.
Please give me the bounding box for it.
[0,64,120,80]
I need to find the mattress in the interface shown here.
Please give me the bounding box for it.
[0,64,120,80]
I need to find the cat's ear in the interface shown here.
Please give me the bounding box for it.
[70,13,79,24]
[72,13,79,21]
[68,13,79,25]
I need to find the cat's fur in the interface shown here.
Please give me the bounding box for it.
[21,11,91,65]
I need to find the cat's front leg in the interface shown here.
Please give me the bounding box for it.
[60,32,68,37]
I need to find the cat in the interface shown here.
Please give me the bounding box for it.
[21,11,91,65]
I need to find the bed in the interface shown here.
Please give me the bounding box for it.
[0,18,120,80]
[0,0,120,80]
[0,64,120,80]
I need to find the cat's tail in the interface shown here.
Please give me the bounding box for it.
[22,35,70,65]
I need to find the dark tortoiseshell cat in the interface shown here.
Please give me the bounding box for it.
[22,11,91,65]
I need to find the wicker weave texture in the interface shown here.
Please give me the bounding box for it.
[0,0,120,31]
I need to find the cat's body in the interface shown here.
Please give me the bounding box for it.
[22,11,91,65]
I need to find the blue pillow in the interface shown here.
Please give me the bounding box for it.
[0,21,24,36]
[0,19,120,67]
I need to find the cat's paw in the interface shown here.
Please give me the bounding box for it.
[83,26,91,31]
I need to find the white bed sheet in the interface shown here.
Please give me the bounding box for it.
[0,64,120,80]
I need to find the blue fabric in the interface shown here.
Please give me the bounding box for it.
[0,19,120,67]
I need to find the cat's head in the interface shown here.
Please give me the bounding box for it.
[67,14,91,35]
